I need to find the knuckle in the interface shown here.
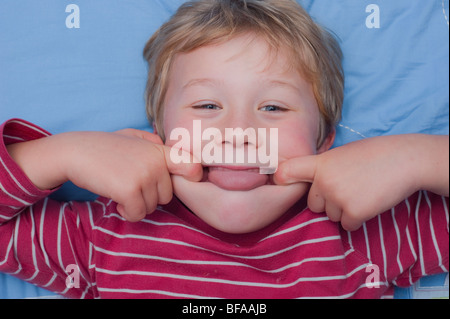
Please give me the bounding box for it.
[342,205,358,220]
[158,191,173,206]
[130,213,147,223]
[185,164,202,180]
[122,184,141,198]
[307,195,324,213]
[147,202,158,215]
[277,166,291,184]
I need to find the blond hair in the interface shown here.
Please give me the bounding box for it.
[144,0,344,147]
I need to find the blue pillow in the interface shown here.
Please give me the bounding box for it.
[1,0,448,140]
[299,0,449,146]
[0,0,448,299]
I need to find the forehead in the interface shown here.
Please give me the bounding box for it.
[170,34,304,86]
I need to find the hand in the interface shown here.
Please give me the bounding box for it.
[64,129,203,222]
[7,129,203,222]
[274,135,448,231]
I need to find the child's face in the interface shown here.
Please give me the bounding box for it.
[163,34,333,234]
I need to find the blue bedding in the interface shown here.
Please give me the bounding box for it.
[0,0,448,299]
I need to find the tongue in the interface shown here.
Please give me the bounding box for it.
[207,167,269,191]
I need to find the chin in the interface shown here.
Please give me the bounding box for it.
[171,175,309,234]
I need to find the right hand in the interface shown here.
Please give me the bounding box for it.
[8,129,203,222]
[64,129,203,222]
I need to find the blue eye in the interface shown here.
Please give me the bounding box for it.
[260,105,287,112]
[193,104,221,110]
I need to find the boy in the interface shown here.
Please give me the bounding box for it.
[0,0,448,299]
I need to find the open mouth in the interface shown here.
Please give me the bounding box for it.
[203,165,273,191]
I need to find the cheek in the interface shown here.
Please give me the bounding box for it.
[277,125,318,160]
[162,110,194,147]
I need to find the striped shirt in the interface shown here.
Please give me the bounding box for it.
[0,119,448,299]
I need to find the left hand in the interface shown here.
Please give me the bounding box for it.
[273,135,444,231]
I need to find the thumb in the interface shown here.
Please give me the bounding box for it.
[161,145,203,182]
[273,155,318,185]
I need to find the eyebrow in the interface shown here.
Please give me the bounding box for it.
[182,78,223,90]
[182,78,302,94]
[265,80,302,93]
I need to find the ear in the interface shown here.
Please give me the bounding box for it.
[317,128,336,154]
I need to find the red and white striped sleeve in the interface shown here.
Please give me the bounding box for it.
[0,119,97,298]
[344,190,449,291]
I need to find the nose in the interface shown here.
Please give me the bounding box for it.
[217,111,262,148]
[222,127,259,148]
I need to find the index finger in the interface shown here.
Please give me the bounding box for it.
[161,145,204,182]
[273,155,317,185]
